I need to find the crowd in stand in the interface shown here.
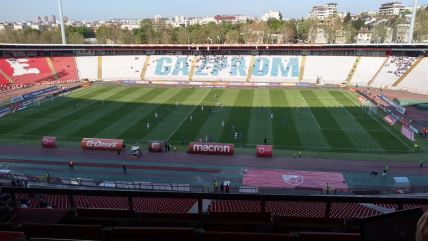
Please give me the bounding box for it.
[150,55,246,76]
[386,56,417,77]
[0,80,79,94]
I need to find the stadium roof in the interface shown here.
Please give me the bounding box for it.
[0,43,427,52]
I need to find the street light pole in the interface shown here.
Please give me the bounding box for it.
[408,0,418,44]
[58,0,67,44]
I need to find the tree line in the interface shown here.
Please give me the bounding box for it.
[0,7,427,45]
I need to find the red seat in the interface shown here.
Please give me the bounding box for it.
[51,57,78,81]
[111,227,194,241]
[208,200,261,213]
[299,232,362,241]
[133,198,196,213]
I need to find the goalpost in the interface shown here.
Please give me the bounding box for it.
[361,99,378,116]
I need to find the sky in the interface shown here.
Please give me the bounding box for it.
[1,0,427,22]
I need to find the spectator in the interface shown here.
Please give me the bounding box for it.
[420,158,425,168]
[122,163,127,174]
[213,180,218,192]
[68,160,74,169]
[225,184,230,193]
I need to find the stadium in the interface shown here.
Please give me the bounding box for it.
[2,0,428,237]
[0,42,427,240]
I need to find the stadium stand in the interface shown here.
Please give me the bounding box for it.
[102,56,146,81]
[76,56,99,81]
[51,57,78,81]
[208,200,261,213]
[13,194,196,213]
[250,56,301,83]
[369,56,418,88]
[267,201,326,218]
[350,57,387,87]
[0,57,78,88]
[329,203,381,219]
[144,55,193,82]
[1,187,428,240]
[303,56,356,84]
[192,55,251,82]
[133,198,196,213]
[0,57,54,85]
[395,57,428,94]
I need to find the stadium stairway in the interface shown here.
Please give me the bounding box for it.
[140,56,151,80]
[346,56,360,86]
[97,56,103,81]
[188,199,211,213]
[359,203,394,214]
[393,55,425,87]
[45,57,59,80]
[0,69,14,85]
[367,56,390,86]
[188,56,198,81]
[246,56,256,82]
[299,55,306,82]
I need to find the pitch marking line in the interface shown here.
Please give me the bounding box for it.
[301,94,321,129]
[166,90,211,141]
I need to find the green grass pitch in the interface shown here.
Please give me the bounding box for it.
[0,86,414,154]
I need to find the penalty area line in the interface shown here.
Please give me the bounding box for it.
[301,95,321,129]
[343,91,414,152]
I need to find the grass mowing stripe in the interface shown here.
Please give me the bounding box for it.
[328,90,408,152]
[270,89,301,148]
[118,88,196,141]
[0,87,110,133]
[300,90,355,150]
[246,89,272,147]
[66,88,155,138]
[23,87,136,138]
[219,89,254,144]
[169,89,224,142]
[94,88,167,138]
[317,90,385,152]
[189,89,240,144]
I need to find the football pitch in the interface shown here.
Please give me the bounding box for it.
[0,86,415,154]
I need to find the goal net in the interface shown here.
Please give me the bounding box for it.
[362,100,378,116]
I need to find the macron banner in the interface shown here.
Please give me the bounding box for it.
[401,126,415,141]
[256,145,273,158]
[81,138,124,151]
[188,142,234,155]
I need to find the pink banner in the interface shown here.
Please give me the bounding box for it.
[401,125,415,141]
[384,115,397,126]
[243,169,348,191]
